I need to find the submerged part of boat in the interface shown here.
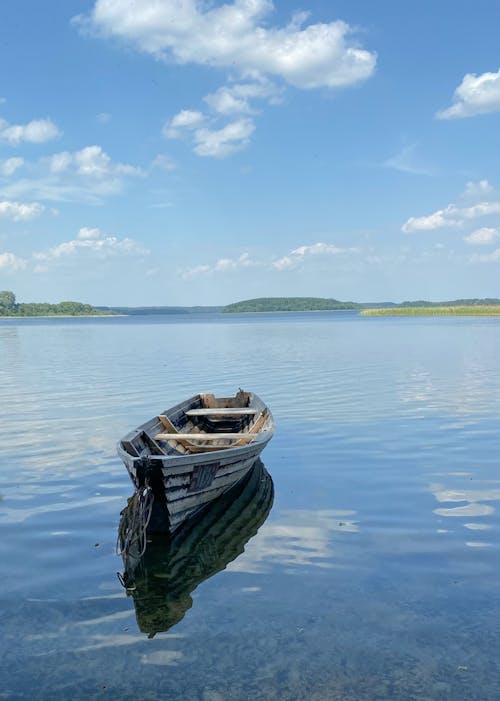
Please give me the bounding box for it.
[117,390,274,533]
[118,459,274,635]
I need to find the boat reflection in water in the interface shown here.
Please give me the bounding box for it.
[118,459,274,636]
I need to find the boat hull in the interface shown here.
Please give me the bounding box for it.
[117,392,274,533]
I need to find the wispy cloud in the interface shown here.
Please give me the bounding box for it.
[273,242,357,270]
[0,157,24,176]
[402,181,500,233]
[470,248,500,263]
[383,144,434,176]
[96,112,111,123]
[437,68,500,119]
[181,252,257,279]
[179,241,359,278]
[0,251,27,271]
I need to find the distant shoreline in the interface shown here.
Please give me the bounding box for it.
[0,314,123,319]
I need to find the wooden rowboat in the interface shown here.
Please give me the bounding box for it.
[117,390,274,533]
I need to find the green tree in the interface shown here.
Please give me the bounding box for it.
[0,291,16,315]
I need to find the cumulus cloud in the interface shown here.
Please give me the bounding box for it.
[464,227,500,245]
[1,146,143,204]
[0,251,27,271]
[273,242,355,270]
[204,78,282,115]
[81,0,376,90]
[0,117,60,144]
[82,1,376,157]
[46,145,143,178]
[0,157,24,176]
[33,227,149,264]
[165,104,260,157]
[0,200,44,221]
[193,118,255,157]
[163,110,205,138]
[437,69,500,119]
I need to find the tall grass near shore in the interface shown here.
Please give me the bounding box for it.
[361,306,500,316]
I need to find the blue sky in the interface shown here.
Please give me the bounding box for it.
[1,0,500,305]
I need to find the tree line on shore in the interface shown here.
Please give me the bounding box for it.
[0,291,105,317]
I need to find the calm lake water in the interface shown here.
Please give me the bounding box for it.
[1,311,500,700]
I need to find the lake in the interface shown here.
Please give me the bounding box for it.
[1,311,500,700]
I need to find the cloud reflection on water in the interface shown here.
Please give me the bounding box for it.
[227,509,358,573]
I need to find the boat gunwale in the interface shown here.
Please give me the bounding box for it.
[117,391,274,466]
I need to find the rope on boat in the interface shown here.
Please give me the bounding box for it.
[116,485,154,569]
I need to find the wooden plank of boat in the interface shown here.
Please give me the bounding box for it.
[185,408,258,416]
[154,432,255,441]
[157,411,268,452]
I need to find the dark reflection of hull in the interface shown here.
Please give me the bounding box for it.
[119,459,274,635]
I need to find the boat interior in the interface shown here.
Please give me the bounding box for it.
[122,390,270,457]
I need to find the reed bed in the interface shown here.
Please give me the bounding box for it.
[361,306,500,316]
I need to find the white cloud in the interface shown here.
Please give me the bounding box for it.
[0,117,60,144]
[0,157,24,176]
[193,118,255,157]
[33,227,149,264]
[1,146,143,204]
[122,3,375,158]
[77,226,101,240]
[163,110,205,138]
[46,145,143,178]
[214,252,255,271]
[180,241,357,278]
[273,242,354,270]
[0,200,44,221]
[403,201,500,233]
[0,251,27,271]
[437,69,500,119]
[464,227,500,245]
[464,180,494,199]
[82,1,376,90]
[152,154,176,171]
[204,78,281,115]
[383,144,434,176]
[181,252,256,279]
[165,99,264,157]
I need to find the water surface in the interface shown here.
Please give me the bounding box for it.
[1,312,500,700]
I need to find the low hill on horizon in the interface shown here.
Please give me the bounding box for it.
[223,296,500,313]
[223,297,360,313]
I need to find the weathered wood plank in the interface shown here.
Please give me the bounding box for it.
[164,460,255,489]
[185,408,257,416]
[154,432,255,441]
